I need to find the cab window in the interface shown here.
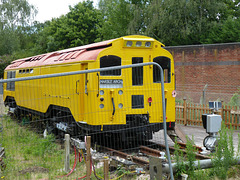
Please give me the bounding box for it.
[153,56,171,83]
[132,57,143,86]
[100,55,121,76]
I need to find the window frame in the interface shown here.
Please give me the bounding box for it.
[153,56,171,83]
[100,55,122,76]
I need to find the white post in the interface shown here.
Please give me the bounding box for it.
[64,134,70,173]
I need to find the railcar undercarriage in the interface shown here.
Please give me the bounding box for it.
[5,96,174,147]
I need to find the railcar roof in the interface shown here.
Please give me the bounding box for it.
[5,39,114,70]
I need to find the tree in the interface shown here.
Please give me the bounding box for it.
[98,0,133,40]
[142,0,228,45]
[0,0,37,55]
[0,0,36,29]
[37,0,101,52]
[223,0,240,19]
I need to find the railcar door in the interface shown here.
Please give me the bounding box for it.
[83,55,126,128]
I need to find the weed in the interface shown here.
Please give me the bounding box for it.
[173,136,199,179]
[185,136,197,177]
[192,161,210,180]
[174,137,186,178]
[211,123,236,179]
[237,133,240,157]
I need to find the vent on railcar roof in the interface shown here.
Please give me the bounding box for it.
[53,50,86,62]
[86,44,112,51]
[58,53,69,61]
[25,55,45,62]
[8,61,24,68]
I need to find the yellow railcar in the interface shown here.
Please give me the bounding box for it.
[3,35,176,142]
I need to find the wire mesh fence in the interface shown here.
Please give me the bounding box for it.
[176,83,239,104]
[0,63,175,179]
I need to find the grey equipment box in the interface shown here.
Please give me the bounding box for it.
[206,114,222,133]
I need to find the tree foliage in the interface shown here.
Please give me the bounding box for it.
[98,0,133,40]
[0,0,37,55]
[142,0,228,45]
[98,0,240,45]
[37,0,101,52]
[0,0,36,29]
[0,0,239,58]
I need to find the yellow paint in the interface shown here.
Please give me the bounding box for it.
[3,35,175,126]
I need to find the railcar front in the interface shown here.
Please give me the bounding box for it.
[82,35,176,142]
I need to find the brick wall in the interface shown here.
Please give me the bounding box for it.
[165,43,240,104]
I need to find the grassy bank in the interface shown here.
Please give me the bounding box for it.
[0,115,89,180]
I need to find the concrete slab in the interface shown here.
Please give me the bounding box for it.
[178,125,240,153]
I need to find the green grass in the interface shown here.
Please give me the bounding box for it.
[0,115,89,180]
[0,115,137,180]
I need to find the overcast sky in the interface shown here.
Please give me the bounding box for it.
[28,0,99,23]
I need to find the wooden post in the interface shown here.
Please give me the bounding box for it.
[183,98,187,126]
[64,134,70,173]
[231,106,235,129]
[103,159,109,180]
[86,136,91,180]
[220,101,224,121]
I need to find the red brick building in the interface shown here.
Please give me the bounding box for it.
[165,43,240,104]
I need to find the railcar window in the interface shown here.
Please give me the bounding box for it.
[132,57,143,86]
[132,95,144,109]
[19,69,34,74]
[6,71,16,91]
[153,56,171,83]
[100,55,121,76]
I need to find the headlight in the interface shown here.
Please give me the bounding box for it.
[145,42,151,47]
[100,90,104,95]
[136,41,142,47]
[126,41,133,47]
[118,90,123,95]
[99,104,104,109]
[118,103,123,109]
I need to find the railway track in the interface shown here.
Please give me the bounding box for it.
[99,141,211,168]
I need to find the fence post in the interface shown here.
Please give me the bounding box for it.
[64,134,70,173]
[183,98,187,126]
[220,101,224,121]
[86,136,91,180]
[103,159,109,180]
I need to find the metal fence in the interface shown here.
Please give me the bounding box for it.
[0,63,175,179]
[176,83,239,104]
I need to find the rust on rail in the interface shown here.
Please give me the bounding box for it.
[151,143,210,160]
[177,142,203,153]
[140,146,163,157]
[101,146,149,166]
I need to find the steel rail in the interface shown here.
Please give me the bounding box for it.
[101,146,149,167]
[150,143,210,160]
